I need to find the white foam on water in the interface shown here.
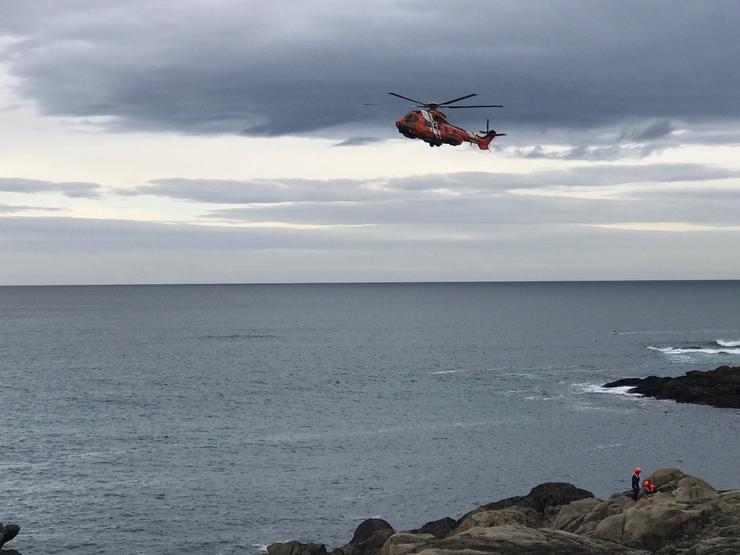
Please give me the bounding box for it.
[716,339,740,347]
[647,345,740,355]
[429,369,466,375]
[577,383,642,397]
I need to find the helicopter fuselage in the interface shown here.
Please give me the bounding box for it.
[395,109,499,150]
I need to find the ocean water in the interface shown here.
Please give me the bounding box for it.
[1,282,740,554]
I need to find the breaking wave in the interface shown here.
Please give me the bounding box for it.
[716,339,740,347]
[647,345,740,355]
[577,384,642,397]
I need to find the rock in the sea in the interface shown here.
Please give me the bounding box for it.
[335,518,394,555]
[0,524,19,550]
[604,365,740,408]
[269,519,395,555]
[267,540,328,555]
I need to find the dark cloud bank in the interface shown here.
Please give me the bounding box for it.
[1,1,740,139]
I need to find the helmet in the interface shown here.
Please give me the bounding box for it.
[636,467,641,473]
[644,479,649,485]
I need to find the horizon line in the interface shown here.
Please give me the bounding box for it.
[2,278,740,288]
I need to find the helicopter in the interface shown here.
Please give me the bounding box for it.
[367,92,506,149]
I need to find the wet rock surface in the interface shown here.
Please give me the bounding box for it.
[0,522,21,555]
[269,468,740,555]
[604,365,740,408]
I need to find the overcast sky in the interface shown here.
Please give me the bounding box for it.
[1,1,740,284]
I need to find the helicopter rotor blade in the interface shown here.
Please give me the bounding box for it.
[446,105,503,109]
[438,93,478,106]
[388,92,428,105]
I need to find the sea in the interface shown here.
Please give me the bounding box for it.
[1,282,740,554]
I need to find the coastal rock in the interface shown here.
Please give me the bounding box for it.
[380,533,434,555]
[604,365,740,408]
[455,481,594,530]
[332,519,394,555]
[405,517,455,539]
[275,469,740,555]
[0,524,19,550]
[411,524,647,554]
[267,541,327,555]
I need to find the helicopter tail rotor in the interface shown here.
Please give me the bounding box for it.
[476,119,507,150]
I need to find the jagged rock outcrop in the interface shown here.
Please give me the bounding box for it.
[267,541,327,555]
[604,365,740,408]
[405,517,455,539]
[331,519,394,555]
[0,523,21,555]
[268,469,740,555]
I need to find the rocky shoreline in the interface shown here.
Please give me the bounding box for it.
[0,523,20,555]
[267,468,740,555]
[604,365,740,409]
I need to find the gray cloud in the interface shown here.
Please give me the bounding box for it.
[514,144,657,161]
[333,137,384,147]
[1,1,740,138]
[510,120,678,160]
[128,177,386,204]
[0,203,62,213]
[177,164,740,227]
[126,164,740,206]
[0,177,103,198]
[205,190,740,227]
[626,120,675,142]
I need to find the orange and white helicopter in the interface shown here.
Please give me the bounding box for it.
[368,92,505,149]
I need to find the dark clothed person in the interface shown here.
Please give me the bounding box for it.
[631,468,642,500]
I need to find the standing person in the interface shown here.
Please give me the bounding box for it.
[631,467,642,500]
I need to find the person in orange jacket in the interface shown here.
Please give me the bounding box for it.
[643,479,656,495]
[631,467,642,500]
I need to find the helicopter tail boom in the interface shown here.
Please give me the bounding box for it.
[476,130,506,150]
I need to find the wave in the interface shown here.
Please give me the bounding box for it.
[429,369,466,375]
[647,345,740,355]
[716,339,740,347]
[578,384,642,397]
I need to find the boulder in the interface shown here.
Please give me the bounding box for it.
[380,533,434,555]
[0,525,19,550]
[404,517,455,539]
[455,506,541,533]
[421,524,648,554]
[455,481,593,530]
[550,497,602,532]
[334,519,394,555]
[267,541,327,555]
